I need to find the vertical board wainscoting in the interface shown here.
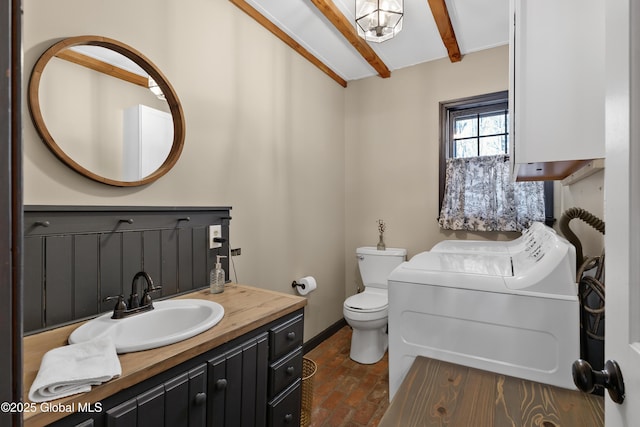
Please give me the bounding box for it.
[23,206,231,334]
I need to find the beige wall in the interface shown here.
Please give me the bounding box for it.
[24,3,605,342]
[23,0,346,342]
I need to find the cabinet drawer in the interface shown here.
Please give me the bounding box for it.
[269,348,303,398]
[268,379,301,427]
[269,314,303,361]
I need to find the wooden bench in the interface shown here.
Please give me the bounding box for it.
[379,356,604,427]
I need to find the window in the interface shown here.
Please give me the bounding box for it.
[439,91,510,205]
[438,91,552,231]
[450,102,509,159]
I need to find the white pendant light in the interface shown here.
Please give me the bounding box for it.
[355,0,404,43]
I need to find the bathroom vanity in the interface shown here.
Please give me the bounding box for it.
[23,285,307,427]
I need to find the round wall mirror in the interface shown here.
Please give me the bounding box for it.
[28,35,186,187]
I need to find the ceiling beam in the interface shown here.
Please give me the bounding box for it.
[427,0,462,62]
[55,49,149,88]
[309,0,391,79]
[229,0,348,87]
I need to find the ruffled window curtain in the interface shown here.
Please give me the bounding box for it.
[438,154,545,231]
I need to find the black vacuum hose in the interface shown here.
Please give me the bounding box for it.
[558,207,605,274]
[559,207,606,377]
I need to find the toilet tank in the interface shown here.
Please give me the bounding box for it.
[357,247,407,289]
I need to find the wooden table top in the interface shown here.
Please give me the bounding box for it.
[379,356,604,427]
[23,284,306,427]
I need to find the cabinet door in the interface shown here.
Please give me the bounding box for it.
[510,0,605,175]
[208,352,228,425]
[226,345,243,420]
[254,333,269,424]
[241,339,259,427]
[188,364,207,426]
[105,364,206,427]
[163,365,207,427]
[136,385,165,427]
[208,333,269,427]
[165,372,190,427]
[106,399,137,427]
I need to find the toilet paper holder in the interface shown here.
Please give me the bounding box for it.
[292,276,317,295]
[291,280,306,290]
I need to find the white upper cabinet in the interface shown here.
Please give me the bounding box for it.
[509,0,605,181]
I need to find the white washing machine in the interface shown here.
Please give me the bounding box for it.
[387,223,579,400]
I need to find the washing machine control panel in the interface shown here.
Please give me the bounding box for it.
[508,223,576,296]
[522,224,555,262]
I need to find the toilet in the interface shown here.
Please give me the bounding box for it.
[343,246,407,364]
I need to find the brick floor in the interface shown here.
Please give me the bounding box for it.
[305,326,389,427]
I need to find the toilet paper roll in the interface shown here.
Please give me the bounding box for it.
[295,276,317,296]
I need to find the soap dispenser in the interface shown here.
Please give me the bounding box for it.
[210,255,227,294]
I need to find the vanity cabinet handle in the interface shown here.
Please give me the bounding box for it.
[215,379,228,390]
[284,413,293,423]
[286,366,295,375]
[194,392,207,405]
[286,331,296,341]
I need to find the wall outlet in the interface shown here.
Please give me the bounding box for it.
[231,248,241,256]
[209,225,222,249]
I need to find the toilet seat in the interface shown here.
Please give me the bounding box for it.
[344,292,388,313]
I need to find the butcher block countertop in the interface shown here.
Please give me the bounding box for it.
[23,284,307,427]
[379,356,604,427]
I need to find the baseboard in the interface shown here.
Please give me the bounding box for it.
[303,318,347,354]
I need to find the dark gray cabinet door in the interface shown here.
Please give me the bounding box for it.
[106,399,137,427]
[105,364,207,427]
[165,372,190,427]
[254,333,269,425]
[188,364,207,426]
[136,385,165,427]
[208,352,227,425]
[208,333,269,426]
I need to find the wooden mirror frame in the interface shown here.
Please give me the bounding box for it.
[28,35,186,187]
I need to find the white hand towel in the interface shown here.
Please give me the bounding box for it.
[28,336,121,402]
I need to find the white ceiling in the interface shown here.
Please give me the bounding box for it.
[245,0,510,82]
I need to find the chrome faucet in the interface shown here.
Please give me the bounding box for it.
[104,271,162,319]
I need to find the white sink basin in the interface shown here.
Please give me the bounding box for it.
[68,299,224,353]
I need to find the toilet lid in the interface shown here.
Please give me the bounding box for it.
[344,292,388,312]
